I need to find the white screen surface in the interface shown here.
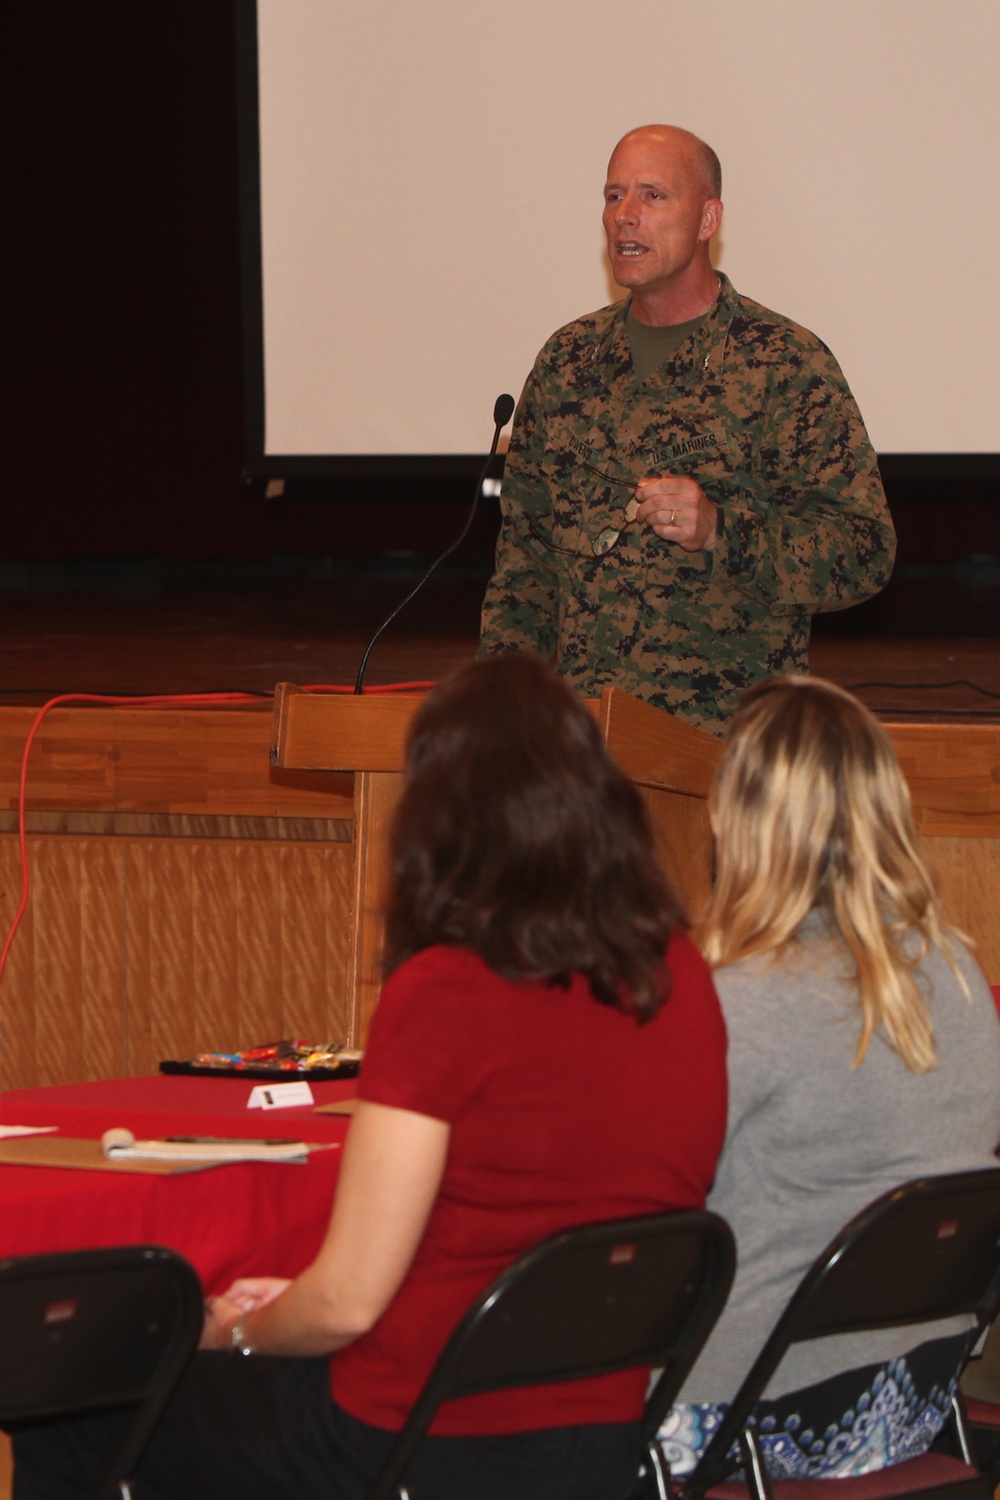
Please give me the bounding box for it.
[254,0,999,458]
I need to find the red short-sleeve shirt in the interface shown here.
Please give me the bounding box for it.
[331,934,727,1434]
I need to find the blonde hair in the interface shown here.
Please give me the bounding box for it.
[698,677,967,1073]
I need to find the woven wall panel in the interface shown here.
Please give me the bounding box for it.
[0,836,127,1088]
[230,840,285,1049]
[0,833,354,1087]
[125,840,194,1073]
[277,840,353,1044]
[124,838,354,1073]
[78,839,128,1081]
[0,836,38,1088]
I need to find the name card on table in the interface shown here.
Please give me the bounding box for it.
[247,1081,315,1111]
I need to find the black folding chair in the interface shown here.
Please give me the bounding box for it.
[683,1169,1000,1500]
[0,1243,203,1500]
[364,1208,736,1500]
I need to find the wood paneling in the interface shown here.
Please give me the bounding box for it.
[882,723,1000,982]
[594,689,723,795]
[123,839,354,1075]
[0,810,352,842]
[0,706,354,819]
[272,686,422,773]
[274,841,353,1045]
[348,771,404,1044]
[919,835,1000,983]
[640,789,714,922]
[0,834,354,1088]
[3,703,1000,1090]
[0,837,128,1088]
[273,684,725,1034]
[272,681,725,793]
[885,723,1000,834]
[78,838,127,1082]
[0,836,38,1089]
[0,704,358,1088]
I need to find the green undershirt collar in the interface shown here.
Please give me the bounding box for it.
[626,306,706,381]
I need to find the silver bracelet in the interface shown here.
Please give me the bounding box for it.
[231,1317,254,1356]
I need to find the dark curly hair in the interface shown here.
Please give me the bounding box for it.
[383,652,685,1022]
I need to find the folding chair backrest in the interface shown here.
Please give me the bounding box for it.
[441,1209,734,1399]
[786,1171,1000,1342]
[687,1170,1000,1496]
[0,1244,203,1498]
[366,1209,735,1500]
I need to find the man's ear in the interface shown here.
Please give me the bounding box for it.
[699,198,724,242]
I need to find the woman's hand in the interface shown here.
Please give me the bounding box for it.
[199,1278,293,1350]
[194,1102,450,1359]
[219,1276,292,1313]
[199,1293,244,1351]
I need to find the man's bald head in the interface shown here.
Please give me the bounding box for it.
[610,125,722,200]
[602,123,724,323]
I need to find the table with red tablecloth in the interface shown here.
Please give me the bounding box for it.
[6,1003,998,1290]
[0,1075,353,1293]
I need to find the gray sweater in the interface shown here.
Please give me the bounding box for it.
[680,912,1000,1401]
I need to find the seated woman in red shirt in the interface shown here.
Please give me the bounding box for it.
[15,652,727,1500]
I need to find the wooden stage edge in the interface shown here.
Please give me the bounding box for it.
[1,696,999,1091]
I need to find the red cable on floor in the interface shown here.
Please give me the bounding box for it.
[0,679,436,990]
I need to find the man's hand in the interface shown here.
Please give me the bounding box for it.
[635,475,717,552]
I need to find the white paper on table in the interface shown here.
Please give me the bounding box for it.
[246,1081,315,1110]
[0,1124,59,1138]
[100,1127,309,1164]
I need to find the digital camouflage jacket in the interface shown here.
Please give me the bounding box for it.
[479,274,895,734]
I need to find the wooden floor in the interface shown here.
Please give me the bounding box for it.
[1,558,999,720]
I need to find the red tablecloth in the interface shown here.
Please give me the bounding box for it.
[0,1075,353,1294]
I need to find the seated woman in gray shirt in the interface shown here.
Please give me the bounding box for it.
[659,675,1000,1482]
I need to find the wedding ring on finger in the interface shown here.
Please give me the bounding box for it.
[668,509,678,527]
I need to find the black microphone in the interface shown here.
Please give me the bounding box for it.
[493,392,515,428]
[353,395,516,695]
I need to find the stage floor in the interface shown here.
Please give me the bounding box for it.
[1,558,998,723]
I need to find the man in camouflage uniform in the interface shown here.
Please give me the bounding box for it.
[479,125,895,734]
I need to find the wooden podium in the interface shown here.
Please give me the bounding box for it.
[2,693,993,1089]
[272,687,1000,1045]
[271,683,723,1045]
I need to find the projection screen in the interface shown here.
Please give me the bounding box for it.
[239,0,1000,468]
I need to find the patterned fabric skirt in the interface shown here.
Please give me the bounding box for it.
[658,1335,967,1481]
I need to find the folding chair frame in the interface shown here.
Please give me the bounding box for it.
[0,1243,203,1500]
[365,1209,736,1500]
[683,1170,1000,1500]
